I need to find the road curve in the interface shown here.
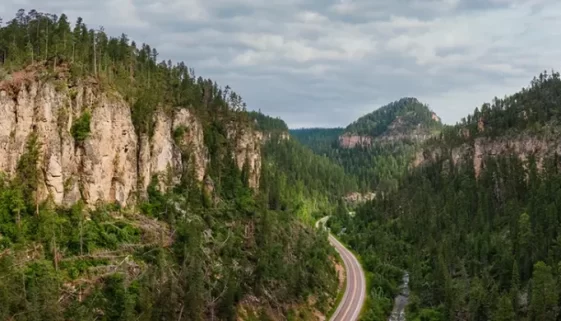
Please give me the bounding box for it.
[317,218,366,321]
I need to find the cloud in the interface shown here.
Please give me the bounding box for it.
[2,0,561,127]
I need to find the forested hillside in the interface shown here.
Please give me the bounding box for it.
[344,97,441,140]
[0,9,343,320]
[253,114,357,223]
[292,98,442,192]
[329,71,561,321]
[290,128,344,156]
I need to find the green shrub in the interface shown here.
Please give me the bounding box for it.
[71,112,91,142]
[173,125,187,144]
[54,79,67,92]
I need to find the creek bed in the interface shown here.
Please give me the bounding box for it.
[388,272,409,321]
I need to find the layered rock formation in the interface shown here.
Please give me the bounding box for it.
[339,117,436,148]
[343,192,376,205]
[0,78,263,207]
[227,122,263,189]
[338,134,373,149]
[413,134,561,177]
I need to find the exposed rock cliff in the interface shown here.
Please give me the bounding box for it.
[138,108,209,194]
[338,130,432,148]
[413,134,561,177]
[0,78,262,207]
[227,122,263,189]
[343,192,376,205]
[338,134,373,149]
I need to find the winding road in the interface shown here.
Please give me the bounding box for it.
[317,218,366,321]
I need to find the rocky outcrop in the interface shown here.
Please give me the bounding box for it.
[0,80,138,206]
[339,119,435,148]
[343,192,376,205]
[338,134,373,149]
[227,123,263,189]
[413,134,561,177]
[338,131,433,148]
[138,108,209,193]
[0,78,261,207]
[431,112,440,122]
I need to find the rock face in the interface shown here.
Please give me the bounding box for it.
[413,134,561,177]
[227,123,263,189]
[338,117,435,149]
[343,192,376,205]
[338,134,373,149]
[138,108,209,194]
[0,79,262,207]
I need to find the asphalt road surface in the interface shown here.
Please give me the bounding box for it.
[326,232,366,321]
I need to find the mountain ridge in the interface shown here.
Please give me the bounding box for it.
[339,97,442,148]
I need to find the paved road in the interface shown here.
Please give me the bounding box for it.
[317,218,366,321]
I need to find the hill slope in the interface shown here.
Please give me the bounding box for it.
[291,98,442,193]
[329,70,561,321]
[340,97,442,148]
[0,9,342,321]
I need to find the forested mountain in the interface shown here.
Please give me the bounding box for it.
[329,71,561,321]
[0,9,345,320]
[292,98,442,193]
[343,97,441,144]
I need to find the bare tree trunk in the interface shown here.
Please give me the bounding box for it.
[45,22,49,60]
[35,190,39,217]
[52,232,58,271]
[80,212,83,256]
[177,304,184,321]
[93,33,97,77]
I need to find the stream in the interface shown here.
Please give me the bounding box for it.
[388,272,409,321]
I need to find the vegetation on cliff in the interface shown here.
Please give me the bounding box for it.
[0,8,251,137]
[0,9,341,320]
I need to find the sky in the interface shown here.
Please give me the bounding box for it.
[1,0,561,128]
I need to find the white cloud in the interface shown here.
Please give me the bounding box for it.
[107,0,149,28]
[2,0,561,127]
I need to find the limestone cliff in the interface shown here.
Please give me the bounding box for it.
[0,77,262,207]
[413,133,561,177]
[338,134,373,149]
[227,122,263,189]
[343,192,376,205]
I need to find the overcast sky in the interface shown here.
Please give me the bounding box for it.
[2,0,560,128]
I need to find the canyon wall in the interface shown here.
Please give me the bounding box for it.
[0,79,263,207]
[413,135,561,177]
